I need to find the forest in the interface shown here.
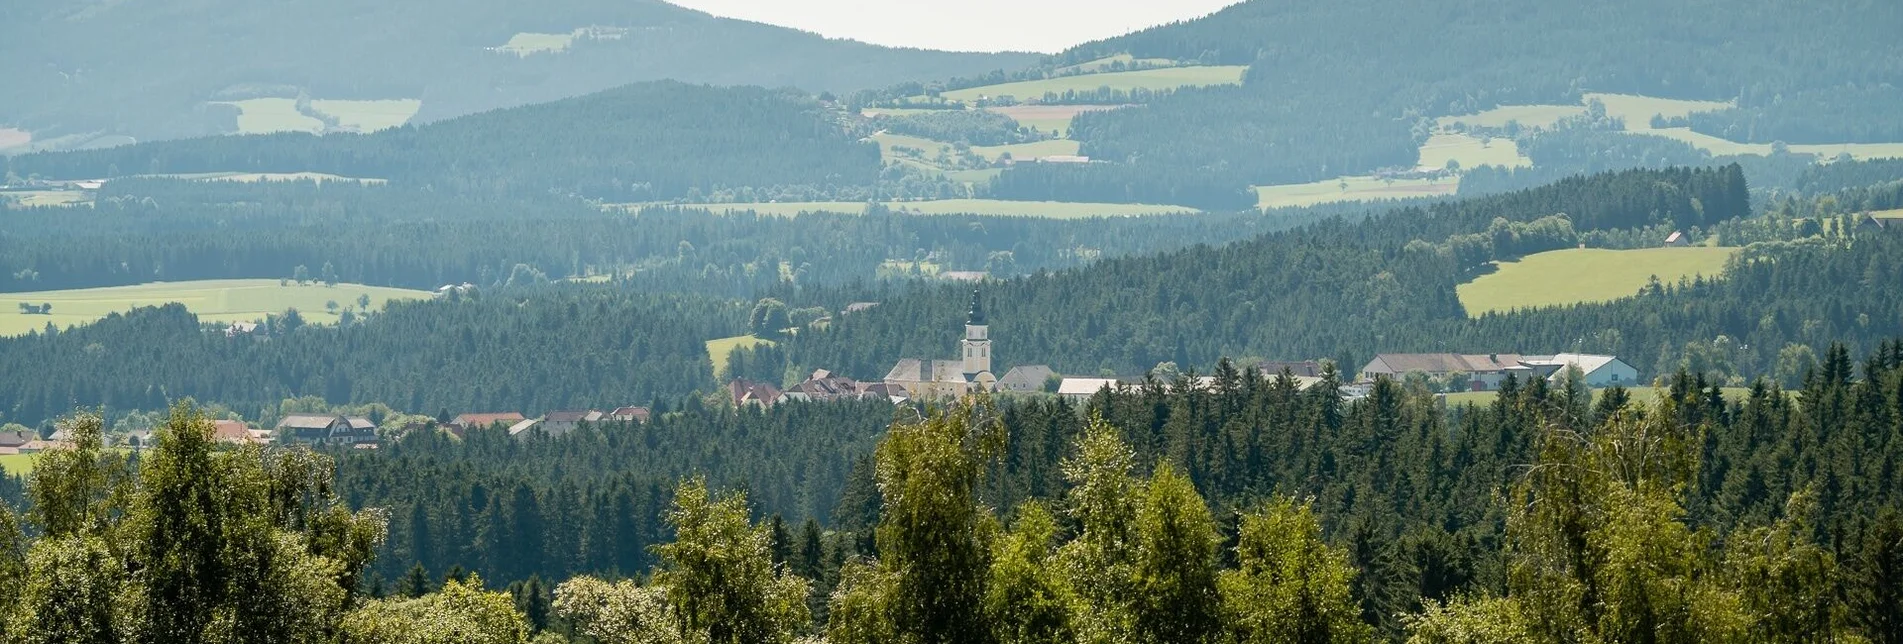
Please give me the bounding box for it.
[3,344,1900,642]
[6,82,883,203]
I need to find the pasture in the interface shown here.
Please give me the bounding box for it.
[1585,93,1732,125]
[1456,247,1737,317]
[706,334,775,377]
[1872,209,1903,219]
[310,99,422,132]
[0,127,29,151]
[1416,133,1531,170]
[939,66,1247,103]
[1437,104,1584,131]
[0,279,432,336]
[0,452,38,476]
[651,199,1196,219]
[1054,54,1178,75]
[1,190,92,207]
[1255,175,1459,210]
[218,98,326,135]
[986,105,1122,136]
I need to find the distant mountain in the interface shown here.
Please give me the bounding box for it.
[7,81,884,202]
[1002,0,1903,203]
[0,0,1038,144]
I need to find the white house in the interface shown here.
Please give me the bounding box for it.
[1529,353,1638,387]
[1057,378,1122,402]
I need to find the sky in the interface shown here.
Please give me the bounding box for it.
[664,0,1243,54]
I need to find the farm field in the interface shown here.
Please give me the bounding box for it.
[218,98,326,134]
[0,127,29,151]
[1055,54,1178,75]
[1585,93,1732,124]
[1457,247,1737,317]
[651,199,1196,218]
[0,279,431,336]
[706,334,774,377]
[1872,209,1903,219]
[1256,175,1459,210]
[1416,133,1531,170]
[310,99,422,132]
[0,452,34,476]
[1438,92,1903,161]
[986,105,1122,136]
[938,66,1247,103]
[1,190,92,207]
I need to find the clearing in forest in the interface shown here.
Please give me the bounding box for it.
[706,334,775,377]
[938,66,1247,103]
[1456,247,1736,317]
[310,99,422,132]
[0,279,431,336]
[1256,175,1459,210]
[986,105,1123,137]
[217,98,326,134]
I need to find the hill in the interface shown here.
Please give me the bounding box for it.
[6,81,884,202]
[0,0,1038,147]
[987,0,1903,207]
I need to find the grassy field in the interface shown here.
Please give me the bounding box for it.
[1256,175,1459,209]
[939,66,1247,103]
[1443,386,1753,407]
[0,452,37,476]
[1054,54,1179,75]
[218,98,326,135]
[987,105,1121,136]
[495,32,576,55]
[1417,133,1531,170]
[706,335,775,377]
[0,279,432,336]
[0,127,29,151]
[1585,93,1732,125]
[310,99,421,132]
[1872,208,1903,219]
[1457,247,1737,317]
[1,190,93,207]
[1438,104,1584,131]
[651,199,1196,218]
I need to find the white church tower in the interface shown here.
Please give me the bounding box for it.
[961,287,992,377]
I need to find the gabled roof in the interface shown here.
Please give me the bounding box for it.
[545,410,603,423]
[609,406,651,422]
[999,365,1056,388]
[209,419,257,443]
[1364,353,1525,374]
[276,414,343,430]
[1058,377,1123,397]
[0,430,34,448]
[454,412,526,427]
[1534,353,1628,375]
[346,417,376,430]
[507,418,540,435]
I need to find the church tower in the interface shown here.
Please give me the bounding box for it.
[962,287,991,377]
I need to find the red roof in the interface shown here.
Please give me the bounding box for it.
[210,419,258,443]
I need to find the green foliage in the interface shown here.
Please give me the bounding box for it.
[1220,498,1375,644]
[1131,463,1221,644]
[553,577,688,644]
[875,110,1035,147]
[650,478,809,644]
[339,576,530,644]
[984,503,1075,644]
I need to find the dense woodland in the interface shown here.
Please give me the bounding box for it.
[5,347,1901,642]
[0,0,1034,142]
[7,82,883,203]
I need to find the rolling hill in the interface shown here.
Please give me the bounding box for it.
[0,0,1038,147]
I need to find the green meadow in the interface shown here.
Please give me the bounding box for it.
[0,279,432,336]
[706,334,775,377]
[1457,247,1737,317]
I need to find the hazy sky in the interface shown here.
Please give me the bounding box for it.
[666,0,1242,53]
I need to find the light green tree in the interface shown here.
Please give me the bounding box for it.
[1057,414,1142,644]
[650,478,809,644]
[985,502,1075,644]
[339,576,530,644]
[553,577,690,644]
[1220,497,1375,644]
[1132,462,1222,644]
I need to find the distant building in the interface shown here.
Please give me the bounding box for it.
[209,419,265,445]
[1663,231,1690,247]
[729,379,785,408]
[884,289,1003,399]
[608,406,652,423]
[275,414,378,445]
[843,302,881,314]
[997,365,1058,393]
[0,429,34,450]
[539,410,604,437]
[224,321,266,338]
[1035,155,1091,163]
[449,412,527,437]
[1251,360,1326,378]
[1525,353,1638,387]
[1058,377,1124,402]
[1361,352,1635,391]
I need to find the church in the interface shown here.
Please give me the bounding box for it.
[883,288,1052,399]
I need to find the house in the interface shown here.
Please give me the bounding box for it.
[1525,353,1639,387]
[783,369,869,402]
[224,321,266,338]
[0,429,35,450]
[997,365,1057,393]
[862,382,909,403]
[1252,360,1326,378]
[884,288,1007,399]
[1359,353,1532,391]
[1058,377,1124,402]
[729,379,785,408]
[540,410,604,437]
[275,413,378,445]
[608,406,652,423]
[209,419,263,445]
[1663,231,1690,247]
[450,412,527,437]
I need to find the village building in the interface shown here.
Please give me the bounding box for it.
[210,419,267,445]
[1523,353,1639,387]
[449,412,527,437]
[884,289,1010,399]
[728,378,785,408]
[608,406,651,423]
[1663,231,1690,247]
[997,365,1057,393]
[275,413,379,445]
[1360,352,1635,391]
[1058,377,1124,402]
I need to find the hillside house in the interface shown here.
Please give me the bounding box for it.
[210,419,266,445]
[997,365,1057,393]
[729,379,784,408]
[275,414,378,445]
[1663,231,1690,247]
[1058,377,1124,402]
[609,406,651,423]
[1359,353,1538,391]
[450,412,526,434]
[1252,360,1326,377]
[1525,353,1638,387]
[0,429,34,450]
[540,410,604,437]
[783,369,869,402]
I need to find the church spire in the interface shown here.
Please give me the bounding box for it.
[966,287,986,326]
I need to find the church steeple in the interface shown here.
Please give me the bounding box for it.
[962,287,991,376]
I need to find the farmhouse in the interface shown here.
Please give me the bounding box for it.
[609,406,651,423]
[1361,352,1636,390]
[1663,231,1690,247]
[729,378,785,408]
[997,365,1058,393]
[0,429,33,450]
[276,413,378,445]
[1058,377,1124,402]
[1523,353,1638,387]
[210,419,267,445]
[885,288,1023,399]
